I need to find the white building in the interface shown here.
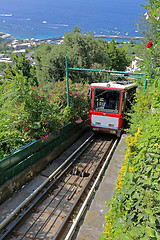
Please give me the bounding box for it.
[13,49,26,54]
[12,42,31,49]
[126,56,142,72]
[0,57,13,63]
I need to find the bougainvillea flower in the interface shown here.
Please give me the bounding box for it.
[147,42,153,48]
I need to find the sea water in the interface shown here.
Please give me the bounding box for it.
[0,0,146,40]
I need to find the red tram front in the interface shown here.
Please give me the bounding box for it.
[89,81,137,137]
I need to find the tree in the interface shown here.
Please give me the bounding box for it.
[0,42,8,53]
[34,27,130,85]
[34,27,110,84]
[0,62,7,73]
[136,0,160,81]
[63,28,111,83]
[3,53,38,86]
[105,39,130,71]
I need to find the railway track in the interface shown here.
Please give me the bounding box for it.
[0,133,118,240]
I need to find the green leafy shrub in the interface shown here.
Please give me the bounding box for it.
[0,75,90,159]
[103,83,160,239]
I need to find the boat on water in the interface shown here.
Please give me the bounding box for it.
[42,21,47,24]
[0,14,12,17]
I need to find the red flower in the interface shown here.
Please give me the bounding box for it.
[25,127,29,131]
[147,42,153,48]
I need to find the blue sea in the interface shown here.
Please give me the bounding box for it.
[0,0,146,40]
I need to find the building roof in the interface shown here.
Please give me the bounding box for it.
[13,49,26,53]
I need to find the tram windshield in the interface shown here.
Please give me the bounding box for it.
[93,89,121,114]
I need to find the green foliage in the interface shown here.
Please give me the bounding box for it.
[34,27,130,85]
[0,62,7,73]
[99,233,106,240]
[103,80,160,240]
[119,40,142,62]
[104,96,160,239]
[3,53,38,86]
[0,75,90,159]
[105,39,130,71]
[0,42,9,53]
[102,2,160,239]
[34,42,65,84]
[103,65,160,239]
[136,0,160,83]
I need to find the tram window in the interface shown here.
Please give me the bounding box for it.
[93,89,121,113]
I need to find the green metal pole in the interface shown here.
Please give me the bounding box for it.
[65,56,70,107]
[144,77,147,90]
[106,72,108,82]
[67,67,145,76]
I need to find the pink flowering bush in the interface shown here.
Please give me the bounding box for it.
[49,80,90,125]
[0,74,90,159]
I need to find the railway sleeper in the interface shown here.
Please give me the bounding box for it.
[72,167,90,177]
[66,187,77,200]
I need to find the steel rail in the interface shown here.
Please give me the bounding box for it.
[53,139,113,240]
[71,137,107,178]
[0,133,94,239]
[20,174,74,240]
[23,137,106,240]
[64,138,118,240]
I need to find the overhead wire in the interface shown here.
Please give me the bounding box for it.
[10,59,107,84]
[13,60,65,72]
[8,59,144,82]
[11,60,108,75]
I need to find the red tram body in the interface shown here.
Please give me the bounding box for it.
[89,80,137,137]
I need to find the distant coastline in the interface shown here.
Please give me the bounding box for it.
[37,34,143,43]
[94,35,143,40]
[0,31,143,43]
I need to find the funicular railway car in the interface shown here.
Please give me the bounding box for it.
[89,80,137,137]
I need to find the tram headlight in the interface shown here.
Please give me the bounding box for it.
[109,130,116,134]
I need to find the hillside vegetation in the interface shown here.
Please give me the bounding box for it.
[101,0,160,239]
[0,3,159,238]
[0,27,130,159]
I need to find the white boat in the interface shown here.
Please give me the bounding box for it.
[0,14,12,17]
